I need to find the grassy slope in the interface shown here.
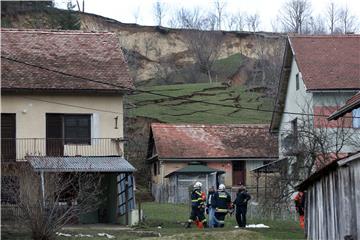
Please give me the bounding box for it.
[128,83,273,124]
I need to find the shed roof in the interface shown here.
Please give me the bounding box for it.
[27,156,136,172]
[165,164,225,178]
[289,35,360,91]
[328,91,360,120]
[1,29,134,93]
[150,123,278,160]
[297,152,360,191]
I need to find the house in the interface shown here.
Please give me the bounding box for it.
[1,29,136,224]
[271,35,360,160]
[297,152,360,240]
[146,123,278,203]
[296,91,360,239]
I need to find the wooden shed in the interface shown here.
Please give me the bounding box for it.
[297,152,360,240]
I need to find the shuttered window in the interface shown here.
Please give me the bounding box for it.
[353,108,360,128]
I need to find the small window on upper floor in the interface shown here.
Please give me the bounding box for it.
[296,73,300,90]
[353,108,360,128]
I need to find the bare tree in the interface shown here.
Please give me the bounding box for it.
[304,15,326,35]
[278,0,312,34]
[153,1,166,26]
[246,13,261,32]
[326,2,339,34]
[338,5,358,33]
[133,6,141,24]
[213,0,227,30]
[2,164,103,240]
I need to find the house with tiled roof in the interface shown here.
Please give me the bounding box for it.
[1,29,136,224]
[271,35,360,160]
[146,123,278,203]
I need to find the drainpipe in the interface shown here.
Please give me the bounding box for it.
[40,171,45,207]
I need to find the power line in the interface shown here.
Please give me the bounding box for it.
[2,55,358,119]
[22,97,123,115]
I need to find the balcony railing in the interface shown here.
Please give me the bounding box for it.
[1,138,123,162]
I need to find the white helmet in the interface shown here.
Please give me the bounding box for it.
[218,184,226,191]
[194,182,202,189]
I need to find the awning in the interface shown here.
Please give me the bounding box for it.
[165,163,225,178]
[27,156,136,173]
[251,158,288,173]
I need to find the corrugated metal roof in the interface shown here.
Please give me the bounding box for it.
[27,156,135,172]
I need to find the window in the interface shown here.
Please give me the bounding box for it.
[291,118,298,144]
[296,73,300,90]
[64,115,91,144]
[353,108,360,128]
[1,176,19,204]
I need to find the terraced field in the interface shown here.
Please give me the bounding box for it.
[127,83,274,124]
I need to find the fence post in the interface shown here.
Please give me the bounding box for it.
[138,201,141,224]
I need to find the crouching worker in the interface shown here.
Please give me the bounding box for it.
[186,182,207,228]
[212,184,231,228]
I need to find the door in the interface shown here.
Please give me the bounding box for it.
[1,114,16,162]
[232,161,246,186]
[46,114,64,156]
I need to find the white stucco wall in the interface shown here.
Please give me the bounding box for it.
[1,94,124,159]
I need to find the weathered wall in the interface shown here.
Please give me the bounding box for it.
[305,158,360,240]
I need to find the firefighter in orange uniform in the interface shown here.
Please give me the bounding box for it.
[294,191,305,229]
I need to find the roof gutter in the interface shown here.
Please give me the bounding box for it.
[328,100,360,120]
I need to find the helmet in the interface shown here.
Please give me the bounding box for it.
[194,182,202,189]
[218,184,226,191]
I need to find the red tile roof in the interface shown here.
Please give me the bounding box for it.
[289,35,360,90]
[328,91,360,120]
[151,123,278,159]
[1,29,134,93]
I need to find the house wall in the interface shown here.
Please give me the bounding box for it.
[278,58,359,157]
[278,58,311,158]
[246,160,265,189]
[1,94,124,159]
[305,158,360,239]
[207,161,232,186]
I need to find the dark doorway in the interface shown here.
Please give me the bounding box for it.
[232,161,246,186]
[46,114,64,156]
[1,114,16,162]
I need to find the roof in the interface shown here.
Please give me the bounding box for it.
[328,92,360,120]
[297,152,360,191]
[150,123,278,160]
[165,163,225,177]
[1,29,134,93]
[270,35,360,132]
[289,35,360,91]
[27,156,136,172]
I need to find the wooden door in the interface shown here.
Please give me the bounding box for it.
[46,114,64,156]
[232,161,246,186]
[1,114,16,162]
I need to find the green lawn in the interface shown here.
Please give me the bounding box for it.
[128,83,273,124]
[1,202,304,240]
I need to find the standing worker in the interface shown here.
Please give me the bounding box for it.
[186,182,207,228]
[206,186,216,228]
[294,191,305,229]
[212,184,231,228]
[233,185,251,228]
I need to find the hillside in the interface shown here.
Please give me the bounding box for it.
[1,7,285,87]
[128,83,273,124]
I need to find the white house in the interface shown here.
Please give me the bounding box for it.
[271,35,360,162]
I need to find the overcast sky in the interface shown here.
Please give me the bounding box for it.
[55,0,360,32]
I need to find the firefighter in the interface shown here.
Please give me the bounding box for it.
[233,185,251,228]
[294,191,305,229]
[186,181,207,228]
[212,184,231,228]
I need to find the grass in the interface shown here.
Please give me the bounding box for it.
[128,83,273,124]
[1,202,305,240]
